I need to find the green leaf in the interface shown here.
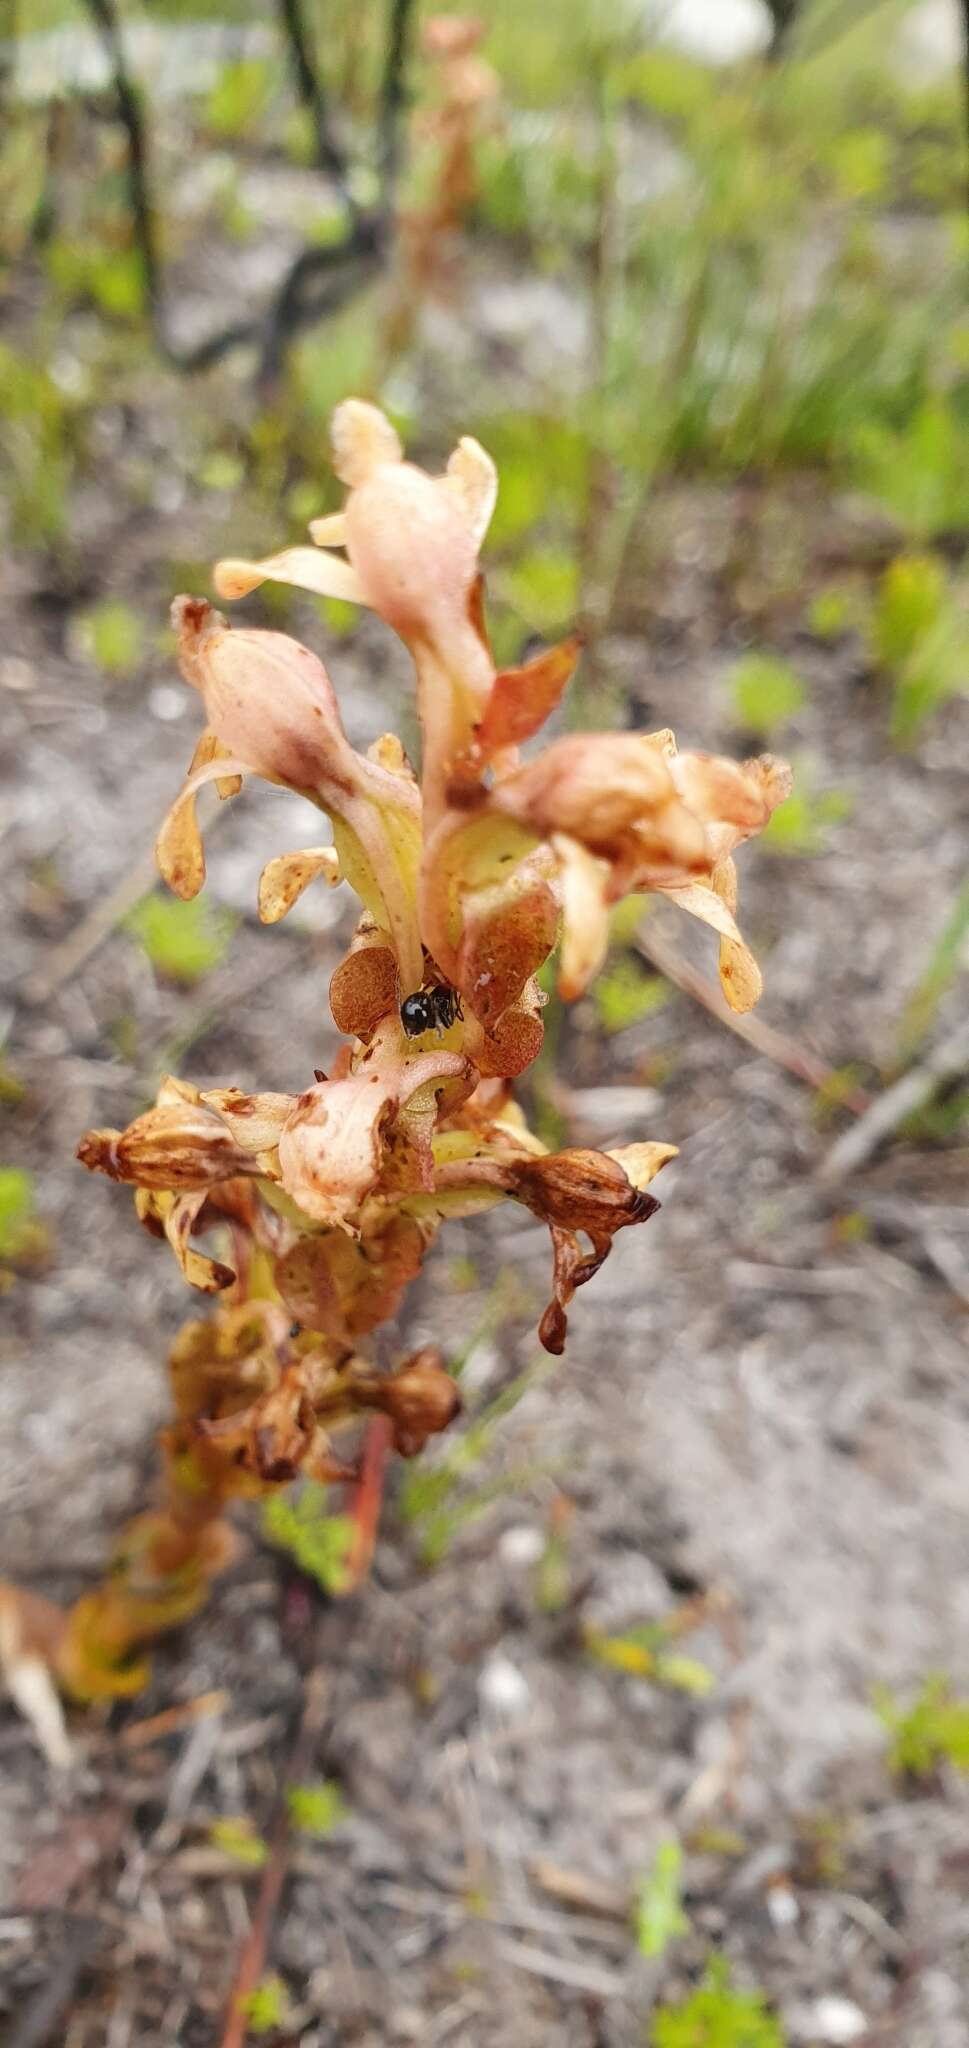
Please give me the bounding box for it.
[262,1486,355,1594]
[502,548,579,634]
[240,1974,289,2034]
[897,877,969,1059]
[651,1956,784,2048]
[872,553,947,669]
[635,1839,689,1959]
[729,656,806,737]
[593,957,671,1035]
[761,773,853,856]
[209,1817,269,1868]
[285,1779,348,1836]
[75,600,144,678]
[0,1168,43,1260]
[205,59,271,141]
[875,1676,969,1780]
[125,893,236,985]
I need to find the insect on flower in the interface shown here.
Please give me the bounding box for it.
[399,983,464,1037]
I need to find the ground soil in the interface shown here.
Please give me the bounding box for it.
[2,140,969,2048]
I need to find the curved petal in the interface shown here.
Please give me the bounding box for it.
[135,1188,236,1293]
[551,832,611,1001]
[444,436,498,548]
[155,748,249,901]
[331,399,403,487]
[308,512,347,546]
[213,546,364,604]
[658,878,763,1013]
[258,846,341,924]
[168,599,424,989]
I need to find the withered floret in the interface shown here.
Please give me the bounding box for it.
[49,394,790,1716]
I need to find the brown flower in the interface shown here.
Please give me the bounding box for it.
[433,1138,677,1353]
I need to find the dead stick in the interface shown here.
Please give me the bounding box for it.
[119,1688,229,1751]
[818,1015,969,1186]
[636,920,871,1115]
[218,1667,329,2048]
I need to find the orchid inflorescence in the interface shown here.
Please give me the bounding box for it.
[16,401,790,1707]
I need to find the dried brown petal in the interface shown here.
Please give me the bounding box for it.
[275,1212,430,1341]
[465,982,546,1080]
[434,1141,675,1355]
[77,1103,259,1192]
[455,866,559,1028]
[329,920,400,1039]
[474,634,581,758]
[341,1347,462,1456]
[135,1188,236,1293]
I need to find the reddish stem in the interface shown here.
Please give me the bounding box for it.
[344,1414,393,1590]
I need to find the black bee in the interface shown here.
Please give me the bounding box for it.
[400,983,464,1037]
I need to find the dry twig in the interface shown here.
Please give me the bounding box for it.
[818,1016,969,1186]
[636,918,871,1114]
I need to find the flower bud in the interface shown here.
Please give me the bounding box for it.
[172,597,354,794]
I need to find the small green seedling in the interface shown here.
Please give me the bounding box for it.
[262,1486,355,1594]
[897,877,969,1060]
[585,1623,714,1697]
[808,586,857,641]
[240,1974,289,2035]
[0,1168,47,1268]
[650,1956,784,2047]
[593,955,670,1035]
[285,1779,348,1836]
[729,655,805,737]
[75,599,144,677]
[635,1838,689,1959]
[870,553,967,743]
[209,1816,269,1868]
[125,893,236,985]
[400,1363,550,1565]
[875,1676,969,1780]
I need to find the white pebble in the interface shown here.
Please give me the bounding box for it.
[499,1525,545,1569]
[150,684,188,722]
[479,1653,531,1717]
[811,1996,868,2044]
[766,1883,799,1928]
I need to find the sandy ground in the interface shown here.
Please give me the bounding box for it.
[1,138,969,2048]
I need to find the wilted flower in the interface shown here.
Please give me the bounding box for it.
[432,1138,678,1353]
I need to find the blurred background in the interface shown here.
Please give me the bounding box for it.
[1,1,968,2043]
